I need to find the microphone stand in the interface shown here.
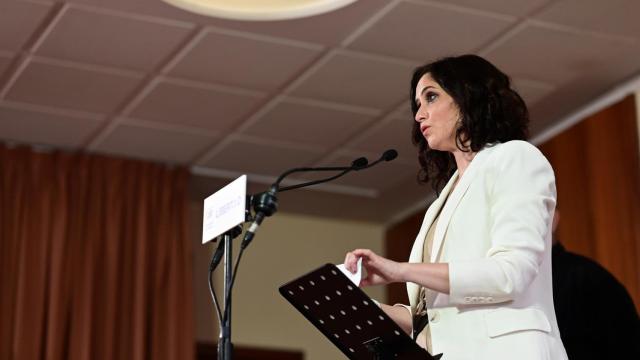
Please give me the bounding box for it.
[213,150,397,360]
[209,226,242,360]
[219,228,234,360]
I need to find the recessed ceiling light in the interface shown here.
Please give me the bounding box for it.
[162,0,358,21]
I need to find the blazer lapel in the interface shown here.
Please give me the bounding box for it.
[430,148,492,262]
[406,172,459,309]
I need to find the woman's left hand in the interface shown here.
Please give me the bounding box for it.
[344,249,404,286]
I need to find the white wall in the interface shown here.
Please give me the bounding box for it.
[191,201,386,360]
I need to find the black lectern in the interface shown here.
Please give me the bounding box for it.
[279,264,443,360]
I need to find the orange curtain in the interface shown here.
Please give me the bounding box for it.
[539,95,640,310]
[0,145,194,360]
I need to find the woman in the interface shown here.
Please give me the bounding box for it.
[344,55,568,359]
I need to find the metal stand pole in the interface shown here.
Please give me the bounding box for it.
[218,231,234,360]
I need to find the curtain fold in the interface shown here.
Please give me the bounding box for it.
[0,146,194,360]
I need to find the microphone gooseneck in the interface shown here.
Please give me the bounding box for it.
[243,149,397,247]
[358,148,398,170]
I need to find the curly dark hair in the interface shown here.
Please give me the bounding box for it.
[410,54,529,193]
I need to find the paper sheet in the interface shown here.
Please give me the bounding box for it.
[336,258,362,286]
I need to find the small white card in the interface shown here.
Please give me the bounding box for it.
[336,258,363,286]
[202,175,246,244]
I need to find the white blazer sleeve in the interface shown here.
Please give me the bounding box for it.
[448,141,556,304]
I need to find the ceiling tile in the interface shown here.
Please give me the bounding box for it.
[240,98,377,149]
[485,24,640,86]
[129,78,264,133]
[529,69,636,136]
[203,139,323,177]
[348,1,514,61]
[289,50,415,110]
[168,30,322,92]
[429,0,552,17]
[511,78,555,107]
[534,0,640,38]
[70,0,390,46]
[5,58,143,113]
[0,53,13,77]
[348,116,417,164]
[35,6,193,71]
[92,122,215,164]
[0,1,52,52]
[0,102,103,148]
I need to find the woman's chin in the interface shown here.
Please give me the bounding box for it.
[426,140,441,151]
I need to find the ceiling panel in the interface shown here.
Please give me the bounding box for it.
[511,78,555,107]
[0,53,13,77]
[1,0,639,224]
[0,102,103,148]
[485,23,640,86]
[348,1,514,61]
[534,0,640,38]
[289,50,415,110]
[69,0,390,46]
[347,115,417,164]
[35,5,194,71]
[429,0,552,17]
[5,57,143,113]
[529,69,637,134]
[128,78,265,133]
[0,0,52,52]
[167,29,322,92]
[239,97,378,149]
[92,121,215,163]
[203,138,323,177]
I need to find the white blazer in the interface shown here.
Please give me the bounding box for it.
[407,141,568,360]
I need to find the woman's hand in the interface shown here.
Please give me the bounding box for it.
[344,249,405,286]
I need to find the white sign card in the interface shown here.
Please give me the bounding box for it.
[202,175,246,244]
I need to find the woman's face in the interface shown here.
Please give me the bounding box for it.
[414,73,461,152]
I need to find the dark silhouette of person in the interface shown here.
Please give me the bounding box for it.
[551,211,640,359]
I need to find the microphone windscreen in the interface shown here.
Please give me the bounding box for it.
[351,157,368,169]
[382,149,398,161]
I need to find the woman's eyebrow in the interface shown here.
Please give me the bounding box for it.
[421,86,435,96]
[415,86,435,103]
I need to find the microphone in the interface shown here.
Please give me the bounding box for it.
[351,156,369,170]
[241,156,367,248]
[382,149,398,161]
[276,156,368,192]
[358,149,398,170]
[241,186,277,249]
[272,156,368,192]
[241,155,367,249]
[241,151,396,249]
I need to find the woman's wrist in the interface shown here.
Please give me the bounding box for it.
[394,261,410,283]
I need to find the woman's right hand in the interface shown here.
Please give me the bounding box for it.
[344,249,405,287]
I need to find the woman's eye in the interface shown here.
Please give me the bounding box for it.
[426,92,438,103]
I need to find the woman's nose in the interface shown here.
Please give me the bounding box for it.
[415,109,426,123]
